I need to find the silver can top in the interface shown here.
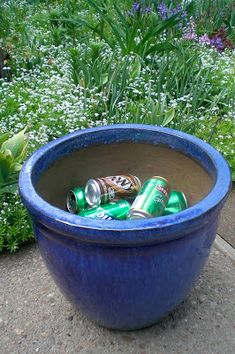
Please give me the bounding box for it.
[85,179,101,207]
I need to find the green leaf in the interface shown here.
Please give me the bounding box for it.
[162,108,175,126]
[145,42,178,56]
[113,3,129,31]
[61,17,115,49]
[0,169,5,185]
[0,152,12,183]
[12,162,22,172]
[85,0,126,51]
[78,60,91,87]
[101,73,109,85]
[1,128,27,159]
[15,142,28,163]
[2,149,14,161]
[140,15,180,45]
[0,133,9,148]
[89,41,103,60]
[186,1,196,17]
[150,99,159,116]
[130,56,141,80]
[0,182,18,195]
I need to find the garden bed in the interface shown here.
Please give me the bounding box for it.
[0,0,234,251]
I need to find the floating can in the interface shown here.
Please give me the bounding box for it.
[128,176,171,220]
[85,174,141,207]
[66,187,88,213]
[163,190,188,215]
[79,200,131,220]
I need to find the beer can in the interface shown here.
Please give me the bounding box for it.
[66,187,88,213]
[85,174,141,207]
[79,200,131,220]
[128,176,171,220]
[163,190,188,215]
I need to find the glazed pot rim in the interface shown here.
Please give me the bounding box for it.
[19,124,231,245]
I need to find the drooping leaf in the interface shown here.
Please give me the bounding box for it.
[141,15,180,45]
[1,128,27,159]
[0,182,18,195]
[14,142,28,163]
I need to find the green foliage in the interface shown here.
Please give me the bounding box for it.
[0,193,33,253]
[69,44,111,88]
[60,0,181,57]
[0,129,28,195]
[194,0,235,35]
[0,0,234,252]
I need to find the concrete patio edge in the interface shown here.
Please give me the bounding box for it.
[215,234,235,261]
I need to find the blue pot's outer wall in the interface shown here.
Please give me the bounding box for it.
[19,124,232,330]
[33,217,218,330]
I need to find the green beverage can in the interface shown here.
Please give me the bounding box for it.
[128,176,171,220]
[79,200,130,220]
[163,190,188,215]
[66,187,88,214]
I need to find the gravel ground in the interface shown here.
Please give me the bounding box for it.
[0,242,235,354]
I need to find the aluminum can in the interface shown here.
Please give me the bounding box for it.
[128,176,171,220]
[85,174,141,207]
[79,200,131,220]
[163,190,188,215]
[66,187,88,213]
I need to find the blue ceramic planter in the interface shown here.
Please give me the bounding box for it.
[19,124,231,330]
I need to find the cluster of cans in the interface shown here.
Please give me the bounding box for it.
[66,174,188,221]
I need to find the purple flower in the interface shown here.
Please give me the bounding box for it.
[128,2,141,17]
[210,35,225,51]
[198,34,210,45]
[181,10,188,18]
[171,4,182,16]
[157,2,168,20]
[142,6,152,14]
[182,18,197,40]
[128,1,152,17]
[132,2,141,12]
[157,1,188,25]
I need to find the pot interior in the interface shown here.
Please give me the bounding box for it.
[36,142,214,211]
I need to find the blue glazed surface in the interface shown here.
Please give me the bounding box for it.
[19,124,231,330]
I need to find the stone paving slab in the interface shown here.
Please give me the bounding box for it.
[218,183,235,248]
[0,242,235,354]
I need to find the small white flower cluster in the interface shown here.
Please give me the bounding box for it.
[0,3,234,172]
